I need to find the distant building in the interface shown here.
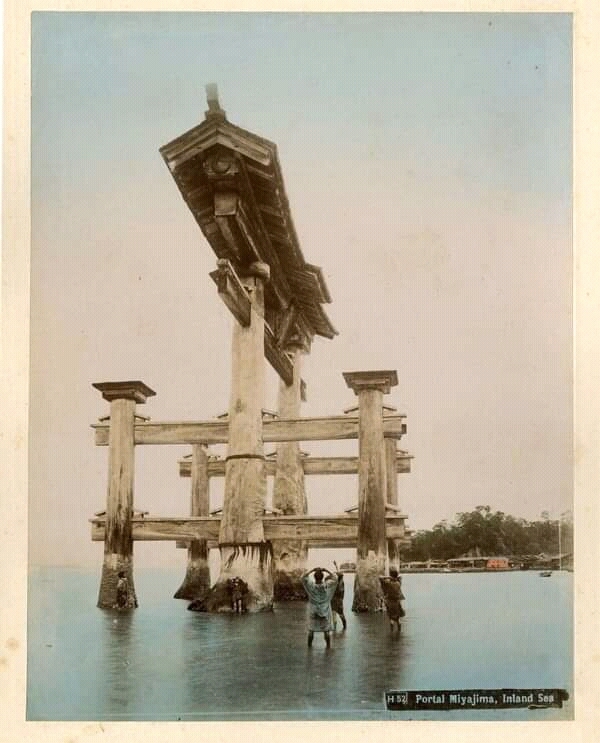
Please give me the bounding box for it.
[402,560,449,571]
[447,557,487,570]
[551,553,573,570]
[447,556,511,571]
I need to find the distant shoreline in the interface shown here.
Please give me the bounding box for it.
[330,567,572,575]
[397,567,573,574]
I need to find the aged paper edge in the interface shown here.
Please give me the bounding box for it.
[2,1,597,742]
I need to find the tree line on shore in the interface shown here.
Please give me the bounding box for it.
[403,505,573,562]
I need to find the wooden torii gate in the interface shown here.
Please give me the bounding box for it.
[160,85,339,610]
[91,87,412,612]
[91,387,410,610]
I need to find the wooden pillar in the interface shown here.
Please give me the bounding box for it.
[208,262,273,612]
[93,381,155,609]
[381,404,402,571]
[343,370,398,612]
[174,444,211,601]
[385,437,401,571]
[273,345,309,600]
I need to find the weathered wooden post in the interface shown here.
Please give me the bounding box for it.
[93,381,155,609]
[174,444,211,601]
[382,405,401,572]
[350,403,403,570]
[273,343,309,600]
[386,436,401,571]
[207,261,273,612]
[343,370,398,612]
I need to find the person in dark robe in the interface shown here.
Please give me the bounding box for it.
[187,598,207,612]
[226,577,249,613]
[331,565,347,631]
[115,571,130,609]
[301,567,338,648]
[379,568,405,632]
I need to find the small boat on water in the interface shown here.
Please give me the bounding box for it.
[539,570,552,577]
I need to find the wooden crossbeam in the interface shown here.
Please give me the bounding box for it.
[176,539,412,549]
[274,303,296,348]
[209,259,295,385]
[90,514,408,544]
[178,453,412,477]
[209,259,251,327]
[92,414,407,446]
[264,323,294,385]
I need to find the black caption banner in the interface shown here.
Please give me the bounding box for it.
[385,688,569,711]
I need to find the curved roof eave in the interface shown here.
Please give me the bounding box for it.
[161,112,337,341]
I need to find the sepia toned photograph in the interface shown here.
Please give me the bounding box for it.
[4,6,587,733]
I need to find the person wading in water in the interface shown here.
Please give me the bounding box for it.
[301,567,338,648]
[331,563,347,631]
[379,568,405,633]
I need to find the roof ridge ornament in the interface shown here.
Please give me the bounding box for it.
[205,83,227,121]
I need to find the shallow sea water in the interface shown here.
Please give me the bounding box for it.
[27,567,573,721]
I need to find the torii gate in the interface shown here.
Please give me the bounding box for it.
[91,87,412,612]
[159,85,339,609]
[91,382,410,611]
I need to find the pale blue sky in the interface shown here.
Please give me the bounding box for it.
[32,13,570,194]
[30,12,572,566]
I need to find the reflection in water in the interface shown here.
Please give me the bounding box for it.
[99,609,137,717]
[347,613,410,707]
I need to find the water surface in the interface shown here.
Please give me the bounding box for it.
[27,567,573,720]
